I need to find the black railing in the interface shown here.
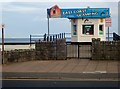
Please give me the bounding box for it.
[113,32,120,41]
[29,32,114,46]
[30,33,66,46]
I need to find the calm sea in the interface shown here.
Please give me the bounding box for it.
[0,37,113,44]
[0,33,113,43]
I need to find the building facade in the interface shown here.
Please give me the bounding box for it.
[71,18,106,42]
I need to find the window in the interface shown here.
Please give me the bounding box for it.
[99,25,103,35]
[73,25,77,35]
[53,9,56,14]
[82,25,94,35]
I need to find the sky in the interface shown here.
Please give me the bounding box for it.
[0,0,119,38]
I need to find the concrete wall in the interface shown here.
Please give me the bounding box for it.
[71,18,106,42]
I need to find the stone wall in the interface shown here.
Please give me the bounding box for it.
[4,49,35,63]
[4,39,67,63]
[92,38,120,60]
[35,39,67,60]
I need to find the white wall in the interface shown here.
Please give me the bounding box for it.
[71,18,106,42]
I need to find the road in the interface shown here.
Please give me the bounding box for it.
[2,79,120,88]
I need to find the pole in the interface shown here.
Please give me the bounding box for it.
[2,25,4,64]
[48,17,50,41]
[108,27,109,41]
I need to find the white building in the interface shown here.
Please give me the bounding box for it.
[48,5,110,42]
[71,18,106,42]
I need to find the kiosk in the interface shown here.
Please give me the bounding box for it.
[47,5,110,42]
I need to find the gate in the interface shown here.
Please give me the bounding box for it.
[66,42,92,59]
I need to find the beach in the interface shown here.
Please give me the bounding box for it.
[0,44,35,51]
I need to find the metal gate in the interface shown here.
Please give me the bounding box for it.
[66,42,92,59]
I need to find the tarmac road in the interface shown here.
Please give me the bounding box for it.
[2,79,120,88]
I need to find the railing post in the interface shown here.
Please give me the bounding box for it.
[47,36,49,41]
[44,33,46,41]
[53,35,54,41]
[56,35,57,41]
[60,33,61,39]
[30,34,31,47]
[64,33,65,38]
[50,36,52,41]
[58,34,59,39]
[78,44,79,59]
[62,33,63,38]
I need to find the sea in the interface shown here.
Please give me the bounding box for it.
[0,33,113,50]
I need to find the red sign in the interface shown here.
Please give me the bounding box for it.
[105,18,112,27]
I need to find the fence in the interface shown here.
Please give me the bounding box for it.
[30,33,66,46]
[66,42,92,59]
[29,32,114,45]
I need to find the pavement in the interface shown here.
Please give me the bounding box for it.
[2,59,120,80]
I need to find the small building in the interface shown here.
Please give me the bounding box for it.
[47,5,110,42]
[71,18,106,42]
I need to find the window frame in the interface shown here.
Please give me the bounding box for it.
[82,24,94,35]
[99,24,104,36]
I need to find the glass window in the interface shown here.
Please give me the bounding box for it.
[82,25,94,35]
[73,25,77,35]
[99,25,103,35]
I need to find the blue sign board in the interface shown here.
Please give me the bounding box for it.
[47,5,110,18]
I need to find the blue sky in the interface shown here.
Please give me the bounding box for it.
[0,1,119,38]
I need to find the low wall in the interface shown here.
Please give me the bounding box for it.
[4,49,35,63]
[92,38,120,60]
[35,39,67,60]
[4,39,67,63]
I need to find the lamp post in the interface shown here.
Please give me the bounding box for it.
[1,24,5,64]
[47,14,50,41]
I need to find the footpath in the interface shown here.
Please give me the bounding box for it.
[2,59,120,80]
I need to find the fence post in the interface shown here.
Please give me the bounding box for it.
[64,33,65,38]
[30,35,31,47]
[44,33,46,41]
[58,34,59,39]
[50,36,52,41]
[56,35,57,41]
[78,44,79,59]
[56,35,57,60]
[60,33,61,39]
[47,36,49,41]
[53,35,54,41]
[62,33,63,38]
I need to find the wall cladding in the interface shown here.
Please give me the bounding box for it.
[92,38,120,60]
